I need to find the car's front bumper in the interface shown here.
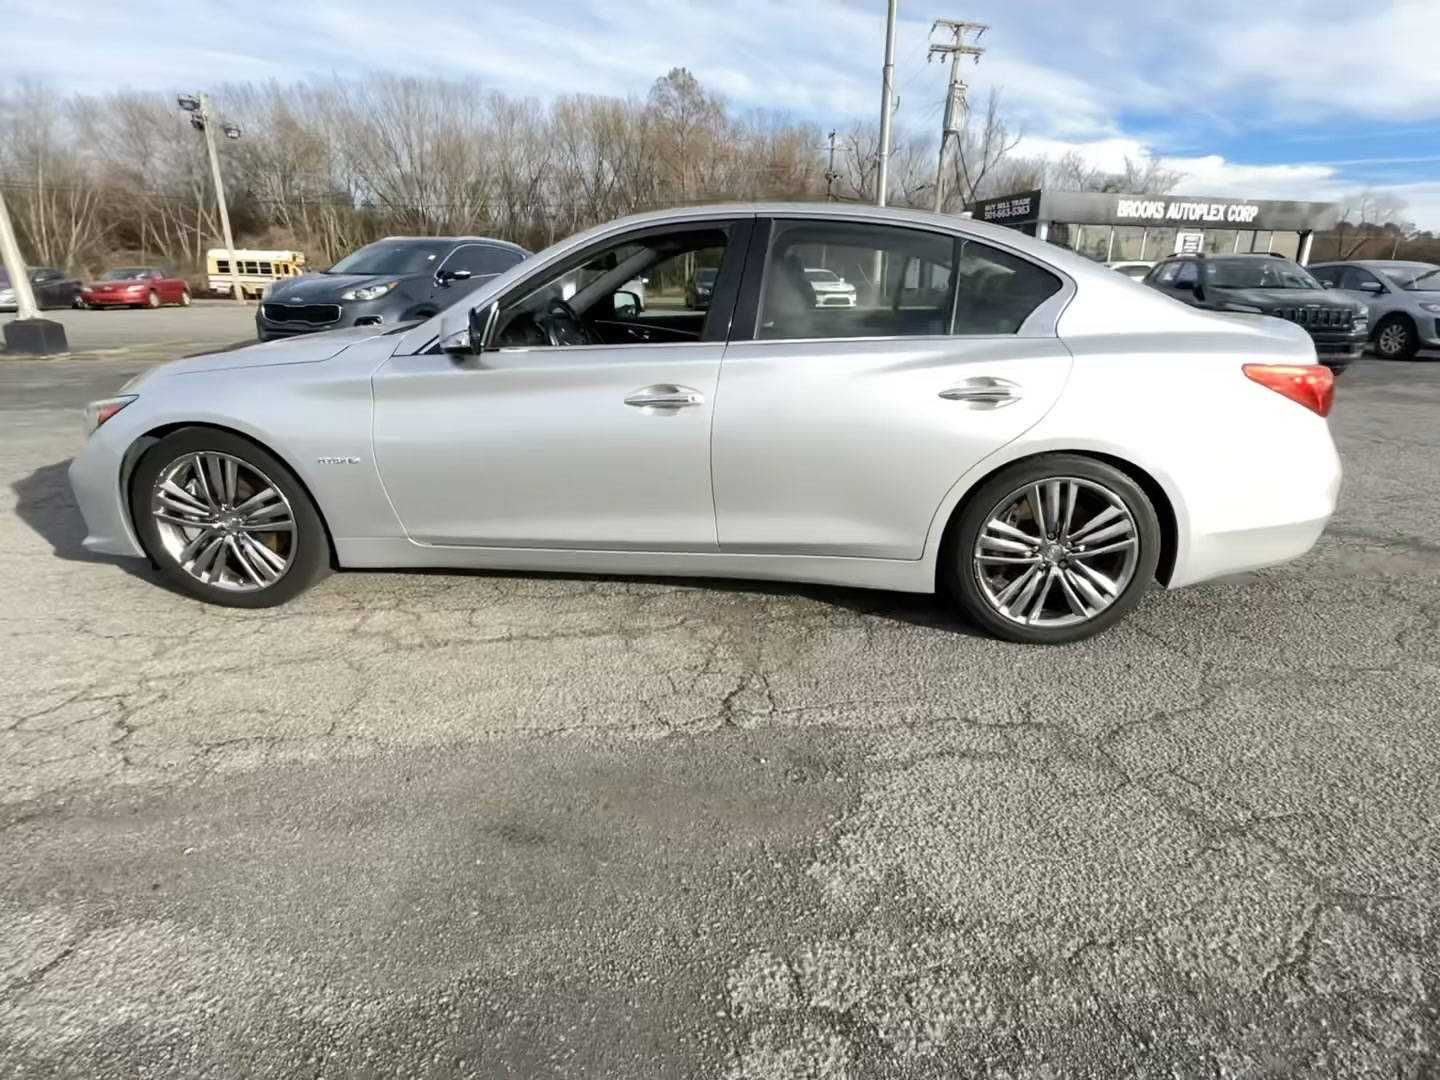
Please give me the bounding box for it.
[68,428,146,559]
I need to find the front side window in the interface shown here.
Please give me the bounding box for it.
[758,221,956,340]
[1309,265,1342,287]
[493,226,729,349]
[1173,261,1200,287]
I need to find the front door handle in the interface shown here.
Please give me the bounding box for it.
[939,377,1022,409]
[624,384,704,409]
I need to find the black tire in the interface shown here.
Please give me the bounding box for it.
[1373,315,1418,361]
[130,428,331,608]
[942,454,1161,645]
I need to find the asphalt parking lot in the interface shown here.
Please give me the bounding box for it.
[2,315,1439,1077]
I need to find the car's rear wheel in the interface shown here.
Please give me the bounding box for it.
[1374,315,1417,361]
[944,454,1160,644]
[179,289,192,307]
[131,429,330,608]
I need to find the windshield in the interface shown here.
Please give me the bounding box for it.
[1378,263,1440,291]
[329,240,453,276]
[100,268,152,281]
[804,268,841,283]
[1203,258,1321,290]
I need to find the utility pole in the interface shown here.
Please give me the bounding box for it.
[179,92,246,303]
[825,130,840,201]
[0,185,66,354]
[928,19,987,214]
[876,0,898,207]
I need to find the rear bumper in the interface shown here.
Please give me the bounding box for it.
[1168,431,1341,589]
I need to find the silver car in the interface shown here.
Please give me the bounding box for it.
[70,203,1340,644]
[1308,260,1440,360]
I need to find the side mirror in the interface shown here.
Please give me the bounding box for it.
[1358,280,1385,293]
[439,301,496,356]
[613,289,641,318]
[438,268,473,285]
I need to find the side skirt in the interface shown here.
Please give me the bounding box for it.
[334,538,936,594]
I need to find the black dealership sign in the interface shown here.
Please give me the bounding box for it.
[970,189,1340,233]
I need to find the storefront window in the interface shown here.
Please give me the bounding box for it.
[1244,230,1272,254]
[1071,224,1112,262]
[1269,232,1300,259]
[1046,223,1072,249]
[1143,227,1177,259]
[1110,226,1147,260]
[1202,229,1240,255]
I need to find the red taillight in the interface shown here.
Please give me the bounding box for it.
[1242,363,1334,418]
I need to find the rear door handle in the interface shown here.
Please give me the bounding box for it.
[624,384,704,409]
[939,377,1022,408]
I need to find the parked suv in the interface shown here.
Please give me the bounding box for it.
[256,236,529,341]
[1144,253,1367,373]
[1308,260,1440,361]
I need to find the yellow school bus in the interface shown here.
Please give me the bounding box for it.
[207,249,306,299]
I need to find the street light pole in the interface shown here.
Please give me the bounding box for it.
[0,187,39,321]
[181,92,246,304]
[876,0,899,207]
[0,185,67,354]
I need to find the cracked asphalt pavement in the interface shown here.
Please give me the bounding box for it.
[2,345,1439,1078]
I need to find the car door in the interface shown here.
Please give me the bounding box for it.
[29,269,60,307]
[371,218,751,550]
[710,217,1073,560]
[1337,265,1388,314]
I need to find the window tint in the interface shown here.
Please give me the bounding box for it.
[1151,262,1180,285]
[447,245,525,277]
[952,239,1062,334]
[758,221,956,340]
[1173,261,1200,286]
[1309,265,1341,287]
[1341,266,1380,290]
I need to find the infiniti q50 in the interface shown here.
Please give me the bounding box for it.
[70,204,1339,644]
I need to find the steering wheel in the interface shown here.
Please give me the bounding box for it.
[541,298,598,348]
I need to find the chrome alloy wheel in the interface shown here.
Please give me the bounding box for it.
[973,476,1140,629]
[149,452,296,592]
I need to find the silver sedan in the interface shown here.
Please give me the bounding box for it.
[70,203,1340,643]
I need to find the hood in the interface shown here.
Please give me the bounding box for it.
[1208,285,1363,312]
[265,273,413,303]
[135,325,390,385]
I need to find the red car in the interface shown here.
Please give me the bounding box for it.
[81,267,191,309]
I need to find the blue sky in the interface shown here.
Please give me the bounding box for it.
[4,0,1438,227]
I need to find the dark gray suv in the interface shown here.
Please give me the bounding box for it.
[1144,253,1367,373]
[256,236,529,341]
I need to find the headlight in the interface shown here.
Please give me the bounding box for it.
[1221,302,1264,314]
[1420,303,1440,314]
[340,281,397,301]
[83,395,137,435]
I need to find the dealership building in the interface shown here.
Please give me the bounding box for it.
[969,189,1341,265]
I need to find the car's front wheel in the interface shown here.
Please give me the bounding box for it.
[944,454,1161,644]
[1374,315,1417,361]
[131,429,330,607]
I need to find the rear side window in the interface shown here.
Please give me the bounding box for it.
[756,220,1060,340]
[952,239,1062,334]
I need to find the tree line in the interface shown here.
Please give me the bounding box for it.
[12,67,1423,279]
